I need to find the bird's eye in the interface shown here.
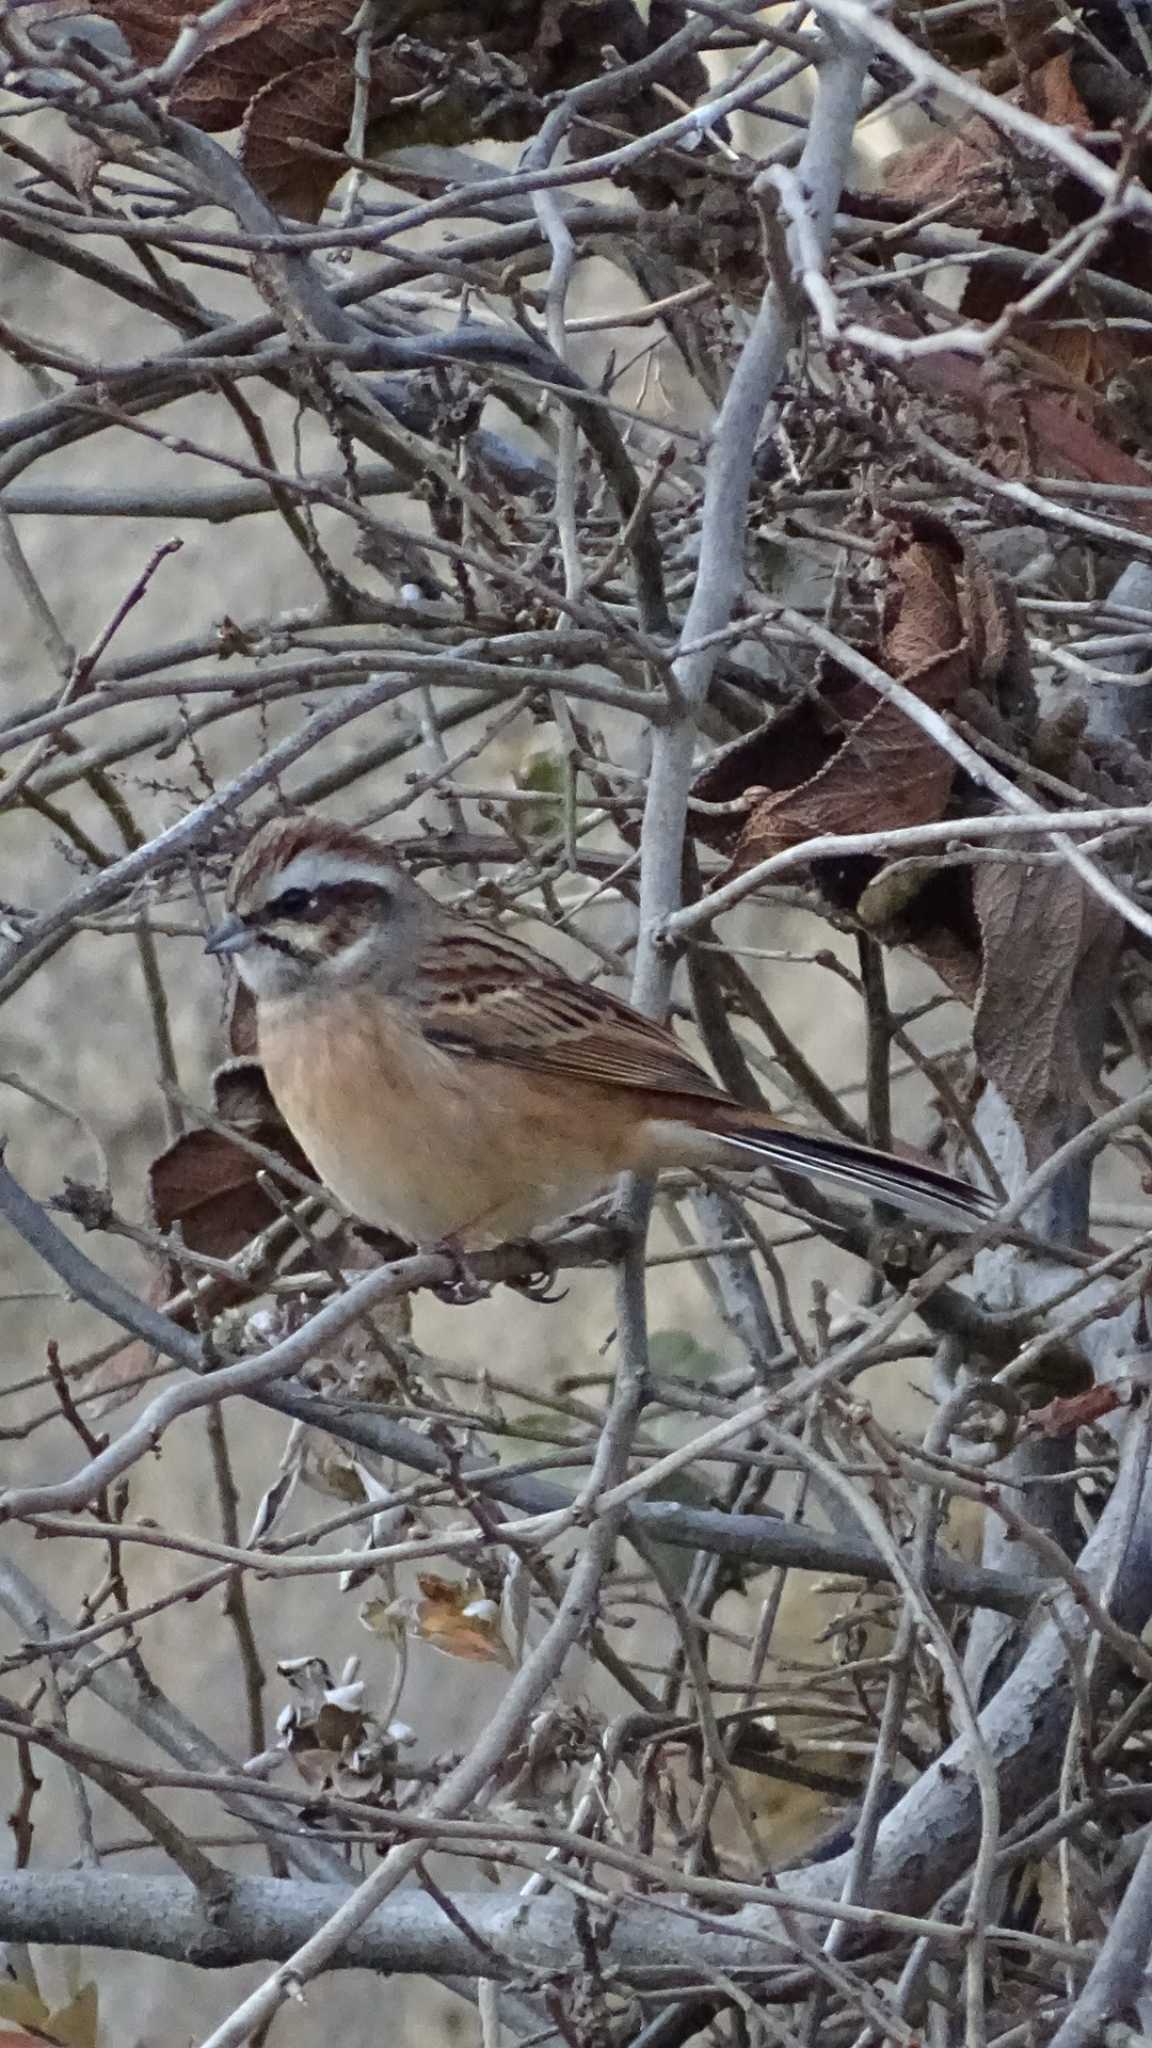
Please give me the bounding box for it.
[269,887,313,919]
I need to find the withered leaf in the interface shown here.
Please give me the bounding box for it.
[149,1126,282,1261]
[247,1464,299,1545]
[92,0,705,218]
[886,112,1034,235]
[895,918,984,1010]
[726,679,960,874]
[884,54,1090,237]
[883,42,1150,406]
[698,516,984,883]
[901,342,1152,512]
[176,0,354,96]
[972,860,1121,1158]
[276,1661,398,1799]
[238,48,424,221]
[149,1060,314,1265]
[1029,1385,1125,1437]
[96,0,356,130]
[87,0,193,68]
[881,516,965,679]
[412,1573,513,1666]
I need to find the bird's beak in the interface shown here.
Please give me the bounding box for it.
[204,912,256,957]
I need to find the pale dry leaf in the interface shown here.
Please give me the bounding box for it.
[298,1439,369,1503]
[359,1596,406,1642]
[246,1463,299,1546]
[0,1984,53,2038]
[36,1985,99,2048]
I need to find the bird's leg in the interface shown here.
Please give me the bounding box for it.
[428,1237,491,1306]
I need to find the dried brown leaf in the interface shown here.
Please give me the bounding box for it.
[191,0,353,65]
[412,1573,513,1666]
[688,679,877,857]
[886,113,1030,234]
[149,1128,276,1261]
[88,0,196,68]
[884,53,1090,235]
[275,1659,398,1798]
[726,677,961,874]
[705,518,983,881]
[880,517,965,677]
[238,47,430,218]
[899,920,984,1010]
[149,1062,313,1265]
[899,341,1152,507]
[1029,1385,1125,1437]
[972,860,1120,1157]
[172,0,356,132]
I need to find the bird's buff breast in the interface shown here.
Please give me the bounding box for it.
[257,989,627,1246]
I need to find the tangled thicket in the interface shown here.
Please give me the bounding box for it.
[3,3,1152,2045]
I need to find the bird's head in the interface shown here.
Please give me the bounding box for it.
[205,814,430,1000]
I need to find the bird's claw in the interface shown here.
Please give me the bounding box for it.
[505,1239,567,1304]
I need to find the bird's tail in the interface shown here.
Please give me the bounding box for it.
[703,1116,995,1232]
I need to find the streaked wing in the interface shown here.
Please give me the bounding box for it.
[414,923,729,1103]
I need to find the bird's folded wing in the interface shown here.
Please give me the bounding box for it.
[414,925,730,1103]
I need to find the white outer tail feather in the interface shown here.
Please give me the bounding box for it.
[710,1128,995,1232]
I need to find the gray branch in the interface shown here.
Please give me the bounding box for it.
[0,1871,789,1982]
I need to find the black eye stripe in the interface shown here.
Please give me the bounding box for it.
[261,878,392,922]
[325,879,393,909]
[258,930,306,959]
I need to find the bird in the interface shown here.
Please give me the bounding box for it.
[204,813,995,1251]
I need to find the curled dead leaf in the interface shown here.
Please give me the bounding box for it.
[409,1573,514,1666]
[717,682,960,878]
[691,514,1017,896]
[273,1655,398,1800]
